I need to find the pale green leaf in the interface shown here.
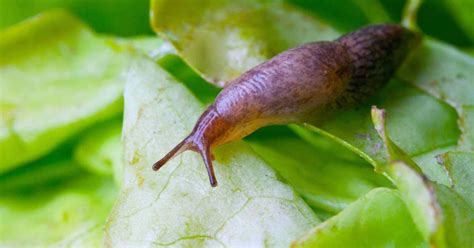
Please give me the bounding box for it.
[398,39,474,112]
[157,54,221,105]
[0,149,80,193]
[371,107,444,245]
[434,183,474,247]
[292,188,427,248]
[114,36,176,61]
[434,153,474,247]
[248,126,390,214]
[459,105,474,151]
[74,119,123,186]
[0,172,117,247]
[0,0,152,36]
[371,106,421,172]
[295,80,458,185]
[0,10,130,172]
[151,0,338,86]
[371,106,474,247]
[104,56,319,247]
[437,151,474,208]
[387,161,444,246]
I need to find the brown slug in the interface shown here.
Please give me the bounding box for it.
[153,24,418,187]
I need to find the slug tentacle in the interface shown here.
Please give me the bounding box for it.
[154,106,227,187]
[198,144,217,187]
[153,132,217,186]
[152,135,192,171]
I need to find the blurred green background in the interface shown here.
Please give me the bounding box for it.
[0,0,153,36]
[0,0,472,47]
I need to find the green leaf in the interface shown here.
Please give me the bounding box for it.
[437,151,474,208]
[157,55,221,105]
[104,56,319,246]
[296,80,458,185]
[414,0,471,47]
[433,153,474,247]
[0,0,152,36]
[466,48,474,56]
[0,172,117,247]
[401,0,423,31]
[387,162,445,246]
[151,0,338,86]
[371,106,422,172]
[443,0,474,43]
[114,36,176,61]
[287,0,370,31]
[351,0,392,23]
[371,107,444,246]
[0,145,80,193]
[398,39,474,112]
[247,126,390,214]
[459,105,474,151]
[371,107,474,247]
[397,39,474,152]
[294,40,473,185]
[0,10,130,172]
[74,118,123,186]
[292,188,428,248]
[434,183,474,247]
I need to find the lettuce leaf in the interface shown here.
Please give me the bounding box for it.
[2,1,472,247]
[295,79,458,185]
[398,39,474,112]
[371,107,445,246]
[74,119,123,186]
[434,183,474,247]
[437,152,474,208]
[0,145,80,193]
[248,126,390,214]
[443,0,474,43]
[293,110,474,247]
[435,152,474,247]
[0,0,152,36]
[104,56,319,247]
[151,0,338,86]
[0,10,131,172]
[459,106,474,151]
[0,171,117,247]
[292,188,427,248]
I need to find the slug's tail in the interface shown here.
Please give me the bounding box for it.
[152,134,218,187]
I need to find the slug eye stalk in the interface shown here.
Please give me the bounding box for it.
[152,138,190,171]
[152,132,218,187]
[153,106,221,187]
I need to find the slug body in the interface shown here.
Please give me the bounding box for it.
[153,24,417,186]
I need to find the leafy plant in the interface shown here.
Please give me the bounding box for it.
[0,0,472,247]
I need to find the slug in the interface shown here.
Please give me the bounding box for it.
[153,24,418,187]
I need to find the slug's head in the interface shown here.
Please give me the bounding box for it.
[152,107,229,187]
